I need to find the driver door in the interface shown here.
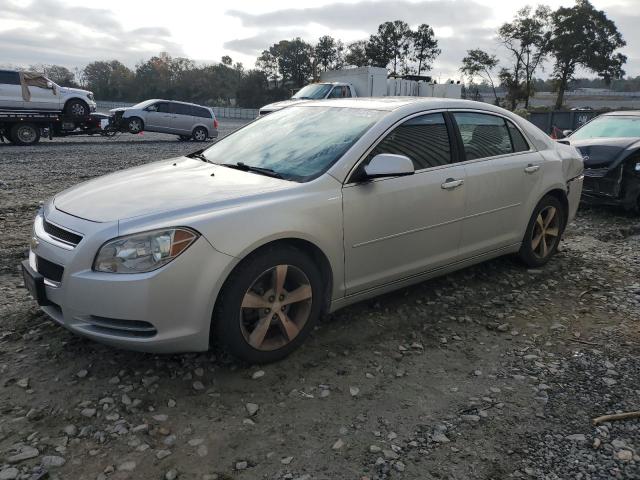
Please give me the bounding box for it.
[26,81,59,110]
[144,102,171,132]
[342,112,466,294]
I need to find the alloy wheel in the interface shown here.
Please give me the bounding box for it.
[239,264,313,351]
[531,206,560,259]
[194,129,206,141]
[71,103,86,116]
[129,119,142,133]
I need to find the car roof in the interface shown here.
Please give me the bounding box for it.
[297,97,510,113]
[146,99,210,109]
[603,110,640,117]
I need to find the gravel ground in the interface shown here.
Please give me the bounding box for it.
[1,124,639,480]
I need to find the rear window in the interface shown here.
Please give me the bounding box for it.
[507,121,530,152]
[453,112,513,160]
[0,71,20,85]
[192,106,212,118]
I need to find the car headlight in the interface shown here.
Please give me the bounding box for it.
[93,228,199,273]
[87,93,94,101]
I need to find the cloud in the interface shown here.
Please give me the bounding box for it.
[223,0,498,77]
[0,0,184,69]
[226,0,492,33]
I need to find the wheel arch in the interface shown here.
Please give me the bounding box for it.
[63,97,89,110]
[192,124,210,137]
[541,187,570,227]
[211,236,335,325]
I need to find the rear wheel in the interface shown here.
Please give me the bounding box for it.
[127,117,143,134]
[64,99,89,119]
[10,123,40,146]
[213,245,323,363]
[518,195,565,267]
[192,126,208,142]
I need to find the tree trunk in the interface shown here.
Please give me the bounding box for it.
[417,59,422,76]
[555,69,569,110]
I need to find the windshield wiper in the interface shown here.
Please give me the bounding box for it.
[220,162,283,179]
[187,150,209,162]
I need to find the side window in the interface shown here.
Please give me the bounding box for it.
[328,87,343,98]
[343,87,352,98]
[0,71,20,85]
[453,112,513,160]
[194,106,211,118]
[367,113,452,170]
[170,103,192,116]
[155,102,169,113]
[507,121,530,152]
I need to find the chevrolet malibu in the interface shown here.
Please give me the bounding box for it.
[22,98,584,363]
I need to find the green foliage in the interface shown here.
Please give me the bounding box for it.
[460,49,499,102]
[548,0,626,108]
[411,24,440,75]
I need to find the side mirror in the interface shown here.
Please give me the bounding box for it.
[146,105,158,112]
[46,81,53,89]
[364,154,414,179]
[562,129,573,137]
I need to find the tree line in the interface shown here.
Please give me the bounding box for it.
[16,0,628,110]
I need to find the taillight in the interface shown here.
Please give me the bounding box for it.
[213,118,219,129]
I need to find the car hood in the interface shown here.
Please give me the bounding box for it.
[59,86,93,97]
[567,137,640,169]
[260,99,310,112]
[53,157,292,222]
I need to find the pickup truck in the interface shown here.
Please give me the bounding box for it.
[259,66,462,116]
[258,82,354,116]
[0,70,96,118]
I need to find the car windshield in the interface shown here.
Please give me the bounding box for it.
[130,99,156,109]
[571,116,640,140]
[201,106,383,182]
[292,84,333,100]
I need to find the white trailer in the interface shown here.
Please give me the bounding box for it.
[259,66,462,115]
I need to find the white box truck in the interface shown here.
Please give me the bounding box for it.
[258,66,461,115]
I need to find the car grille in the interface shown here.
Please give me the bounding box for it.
[584,167,609,178]
[43,219,83,246]
[82,316,157,338]
[36,255,64,282]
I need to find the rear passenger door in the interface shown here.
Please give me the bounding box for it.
[0,71,23,109]
[451,111,544,258]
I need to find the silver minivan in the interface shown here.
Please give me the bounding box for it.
[111,99,219,141]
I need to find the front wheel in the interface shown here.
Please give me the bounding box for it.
[127,117,143,134]
[64,99,89,119]
[518,195,565,267]
[213,245,324,363]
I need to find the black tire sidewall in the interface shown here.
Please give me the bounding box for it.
[193,127,207,141]
[213,245,324,364]
[519,195,565,268]
[10,123,40,145]
[128,117,143,134]
[65,99,88,118]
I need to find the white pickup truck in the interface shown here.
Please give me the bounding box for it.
[258,66,462,116]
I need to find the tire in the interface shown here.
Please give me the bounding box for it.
[192,126,208,142]
[213,245,324,363]
[518,194,566,267]
[10,123,40,146]
[178,135,191,142]
[64,99,89,119]
[127,117,144,134]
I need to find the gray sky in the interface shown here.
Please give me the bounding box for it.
[1,0,638,81]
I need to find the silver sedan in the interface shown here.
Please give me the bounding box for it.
[22,98,584,363]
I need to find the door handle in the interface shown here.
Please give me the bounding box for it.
[524,164,540,173]
[441,178,464,190]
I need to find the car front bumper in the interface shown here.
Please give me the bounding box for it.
[25,207,235,353]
